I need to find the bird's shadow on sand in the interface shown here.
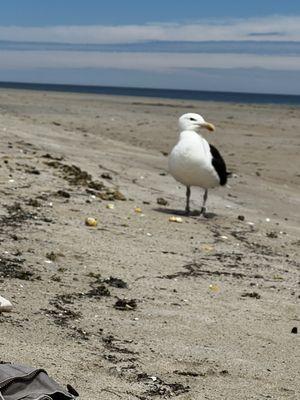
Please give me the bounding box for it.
[154,207,217,219]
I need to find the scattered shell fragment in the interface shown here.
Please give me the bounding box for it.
[201,244,215,252]
[209,284,220,293]
[134,207,142,213]
[85,217,98,227]
[169,216,183,223]
[220,235,228,240]
[106,204,115,209]
[265,218,270,222]
[273,275,284,280]
[0,296,13,312]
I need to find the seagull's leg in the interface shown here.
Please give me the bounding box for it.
[200,189,208,215]
[185,186,191,215]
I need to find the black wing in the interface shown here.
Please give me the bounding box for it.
[209,144,228,186]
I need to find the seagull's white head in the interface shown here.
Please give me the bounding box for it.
[178,113,215,132]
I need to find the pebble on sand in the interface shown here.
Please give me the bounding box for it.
[85,217,98,227]
[0,296,13,312]
[169,216,183,223]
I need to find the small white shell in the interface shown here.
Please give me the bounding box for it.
[0,296,13,312]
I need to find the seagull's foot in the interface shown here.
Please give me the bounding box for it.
[202,209,217,219]
[199,206,206,216]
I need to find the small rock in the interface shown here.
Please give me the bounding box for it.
[157,197,169,206]
[85,217,98,227]
[101,172,113,180]
[238,215,245,221]
[291,327,298,334]
[169,216,183,223]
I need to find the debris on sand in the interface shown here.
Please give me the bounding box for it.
[85,217,98,227]
[291,327,298,334]
[45,161,92,186]
[157,197,169,206]
[87,273,128,290]
[45,160,126,200]
[241,292,261,299]
[45,301,82,327]
[41,153,64,161]
[1,202,36,228]
[46,251,65,262]
[169,216,183,223]
[114,298,137,310]
[25,166,40,175]
[26,198,42,207]
[0,295,13,312]
[86,284,111,298]
[137,374,189,397]
[104,276,128,289]
[99,189,126,201]
[101,172,113,180]
[209,284,220,293]
[0,255,37,281]
[56,189,71,198]
[201,244,215,252]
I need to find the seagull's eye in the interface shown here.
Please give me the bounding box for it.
[190,117,196,121]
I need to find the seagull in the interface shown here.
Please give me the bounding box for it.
[168,113,229,216]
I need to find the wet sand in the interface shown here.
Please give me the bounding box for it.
[0,89,299,399]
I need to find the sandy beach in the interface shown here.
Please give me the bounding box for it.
[0,88,299,399]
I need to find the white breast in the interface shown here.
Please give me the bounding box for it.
[168,130,220,188]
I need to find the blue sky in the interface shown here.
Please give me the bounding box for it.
[1,1,300,94]
[1,1,300,25]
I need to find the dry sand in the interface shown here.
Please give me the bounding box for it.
[0,89,299,399]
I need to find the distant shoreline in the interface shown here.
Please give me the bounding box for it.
[0,81,300,106]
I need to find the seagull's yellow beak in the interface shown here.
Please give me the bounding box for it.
[202,122,215,132]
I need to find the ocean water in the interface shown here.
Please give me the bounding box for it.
[0,81,300,106]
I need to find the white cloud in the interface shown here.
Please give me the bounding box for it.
[1,50,300,72]
[1,15,300,44]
